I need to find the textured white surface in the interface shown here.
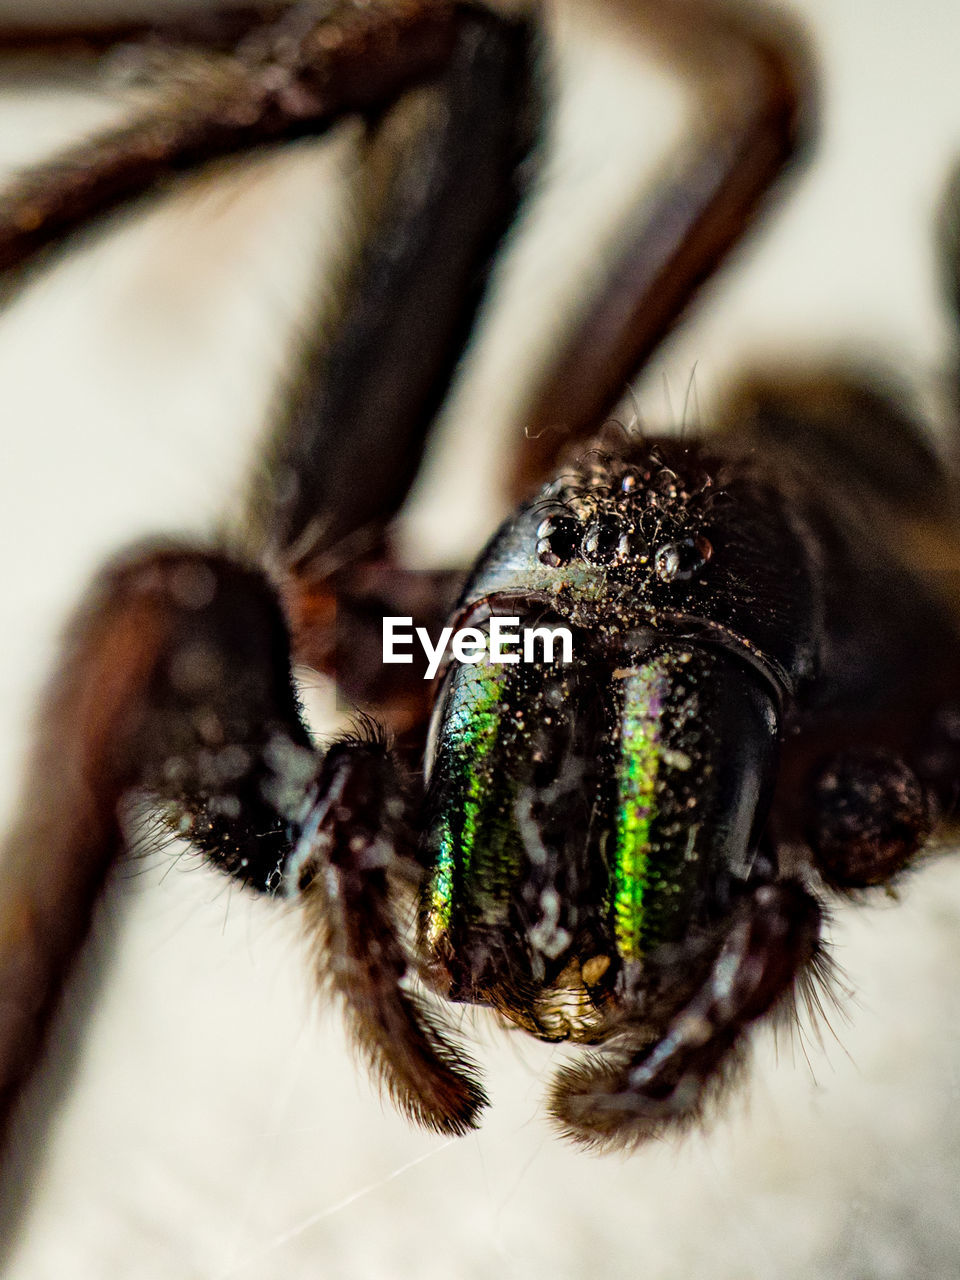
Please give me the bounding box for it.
[1,2,960,1277]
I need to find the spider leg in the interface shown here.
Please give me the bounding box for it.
[290,739,487,1134]
[246,4,538,722]
[286,562,465,738]
[511,0,815,498]
[722,367,955,517]
[251,4,539,575]
[548,879,821,1149]
[0,547,304,1152]
[806,750,931,889]
[0,545,484,1155]
[0,1,464,275]
[0,6,287,56]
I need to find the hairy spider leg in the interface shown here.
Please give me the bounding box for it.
[291,739,487,1134]
[0,550,313,1149]
[548,879,821,1147]
[0,1,463,276]
[251,4,539,575]
[510,0,815,499]
[255,2,539,731]
[0,5,290,56]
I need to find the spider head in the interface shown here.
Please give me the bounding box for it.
[416,441,813,1040]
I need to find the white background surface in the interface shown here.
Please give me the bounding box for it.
[2,2,960,1277]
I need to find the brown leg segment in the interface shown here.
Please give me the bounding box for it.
[0,7,288,56]
[0,1,461,274]
[294,740,487,1135]
[286,561,465,739]
[511,0,815,499]
[548,880,821,1149]
[0,545,315,1151]
[255,3,538,576]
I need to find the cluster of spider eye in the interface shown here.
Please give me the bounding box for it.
[535,452,715,588]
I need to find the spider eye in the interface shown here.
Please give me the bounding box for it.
[581,515,629,565]
[654,534,712,583]
[536,515,581,566]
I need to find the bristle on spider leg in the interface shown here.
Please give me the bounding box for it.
[775,907,854,1068]
[291,738,487,1136]
[547,1037,753,1154]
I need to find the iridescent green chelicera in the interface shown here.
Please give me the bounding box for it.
[611,662,671,961]
[424,659,512,947]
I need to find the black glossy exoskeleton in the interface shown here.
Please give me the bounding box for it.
[1,0,959,1175]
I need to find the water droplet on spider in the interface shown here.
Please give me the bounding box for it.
[536,514,580,566]
[581,515,629,565]
[544,681,567,707]
[654,535,713,582]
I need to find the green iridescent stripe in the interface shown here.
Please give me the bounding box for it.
[425,663,505,946]
[613,664,668,961]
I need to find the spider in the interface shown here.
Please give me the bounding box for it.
[1,0,960,1191]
